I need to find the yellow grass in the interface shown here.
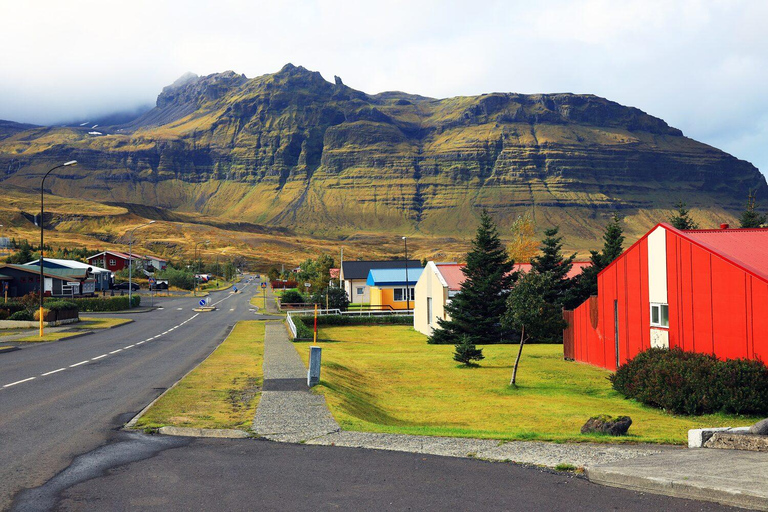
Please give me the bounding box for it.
[294,326,758,444]
[135,321,265,430]
[79,317,133,329]
[15,331,83,342]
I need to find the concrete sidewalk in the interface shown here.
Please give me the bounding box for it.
[588,448,768,510]
[251,322,340,442]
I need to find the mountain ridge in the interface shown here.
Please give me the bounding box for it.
[0,64,764,251]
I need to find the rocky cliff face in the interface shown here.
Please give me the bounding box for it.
[0,64,764,247]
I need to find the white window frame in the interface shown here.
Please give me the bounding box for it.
[650,302,669,328]
[356,287,365,295]
[393,287,415,302]
[109,259,116,266]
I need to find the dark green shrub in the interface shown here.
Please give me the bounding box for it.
[158,268,195,290]
[63,296,140,312]
[296,314,412,327]
[310,287,350,311]
[292,316,314,339]
[0,309,9,320]
[9,310,34,321]
[611,348,768,415]
[45,301,79,312]
[454,335,485,365]
[0,302,27,315]
[281,289,306,304]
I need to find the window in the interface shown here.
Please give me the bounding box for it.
[393,287,415,302]
[356,287,364,295]
[650,303,669,328]
[427,297,433,325]
[109,259,116,266]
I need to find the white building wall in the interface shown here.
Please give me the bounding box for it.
[414,263,449,336]
[647,226,668,304]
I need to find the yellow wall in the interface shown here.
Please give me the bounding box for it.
[369,286,412,310]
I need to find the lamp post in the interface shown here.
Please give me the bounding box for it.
[128,220,155,308]
[39,160,77,337]
[194,240,210,295]
[402,236,410,311]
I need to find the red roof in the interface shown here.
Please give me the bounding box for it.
[513,261,591,280]
[329,268,340,279]
[435,263,466,290]
[681,226,768,282]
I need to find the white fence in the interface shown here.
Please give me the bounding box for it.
[285,308,413,339]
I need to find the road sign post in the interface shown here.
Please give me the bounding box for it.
[261,281,267,310]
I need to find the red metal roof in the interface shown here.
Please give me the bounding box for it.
[435,263,466,291]
[513,261,591,280]
[681,227,768,282]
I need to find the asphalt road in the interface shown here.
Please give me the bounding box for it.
[0,277,259,510]
[18,433,736,512]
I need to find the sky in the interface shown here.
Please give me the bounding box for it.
[1,0,766,174]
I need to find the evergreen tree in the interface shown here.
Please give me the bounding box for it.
[669,201,699,230]
[564,214,625,309]
[739,191,766,228]
[428,210,515,345]
[529,227,575,306]
[453,335,485,366]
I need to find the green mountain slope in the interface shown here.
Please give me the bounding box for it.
[0,64,764,251]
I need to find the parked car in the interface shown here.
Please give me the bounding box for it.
[114,282,140,291]
[150,280,169,290]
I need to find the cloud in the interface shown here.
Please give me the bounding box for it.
[0,0,765,174]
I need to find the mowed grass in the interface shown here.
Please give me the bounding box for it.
[15,331,84,342]
[294,326,756,444]
[136,321,265,430]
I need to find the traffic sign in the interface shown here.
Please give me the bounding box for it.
[199,299,206,307]
[261,282,267,289]
[149,277,156,285]
[233,286,238,292]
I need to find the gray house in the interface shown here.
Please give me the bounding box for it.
[26,258,112,291]
[0,264,95,298]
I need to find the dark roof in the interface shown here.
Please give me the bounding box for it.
[0,264,88,280]
[341,260,421,280]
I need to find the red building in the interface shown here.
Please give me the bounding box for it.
[564,223,768,370]
[87,251,136,272]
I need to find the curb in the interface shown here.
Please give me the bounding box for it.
[587,466,768,511]
[158,426,251,439]
[0,346,21,354]
[84,307,158,315]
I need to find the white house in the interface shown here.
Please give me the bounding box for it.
[413,262,466,336]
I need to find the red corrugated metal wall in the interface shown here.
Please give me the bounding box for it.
[666,231,768,362]
[566,238,650,370]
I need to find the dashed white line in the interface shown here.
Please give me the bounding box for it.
[3,377,35,388]
[109,349,123,354]
[41,368,66,376]
[92,354,108,360]
[124,344,135,349]
[136,341,146,345]
[69,360,89,367]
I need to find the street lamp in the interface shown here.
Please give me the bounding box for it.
[194,240,210,295]
[39,160,77,337]
[402,236,410,311]
[128,220,155,308]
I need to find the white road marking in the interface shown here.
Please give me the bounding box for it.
[109,349,123,354]
[124,344,135,349]
[136,341,145,345]
[177,308,183,310]
[41,368,66,376]
[3,377,35,388]
[92,354,108,360]
[69,360,89,367]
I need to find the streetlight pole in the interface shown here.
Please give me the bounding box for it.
[128,220,155,309]
[39,160,77,337]
[402,236,410,311]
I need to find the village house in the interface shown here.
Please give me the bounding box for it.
[25,258,112,292]
[366,267,423,311]
[340,260,420,304]
[564,223,768,370]
[0,263,95,298]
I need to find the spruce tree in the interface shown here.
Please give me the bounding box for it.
[453,335,485,366]
[564,214,625,309]
[669,201,699,230]
[529,226,575,307]
[428,210,515,345]
[739,191,766,228]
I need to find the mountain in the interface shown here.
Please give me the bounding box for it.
[0,64,764,252]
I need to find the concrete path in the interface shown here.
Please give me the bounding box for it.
[588,448,768,511]
[252,322,340,442]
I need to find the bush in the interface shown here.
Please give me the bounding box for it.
[0,302,27,316]
[0,309,8,320]
[310,287,350,311]
[9,310,34,321]
[290,314,413,340]
[65,295,140,312]
[281,289,306,304]
[158,268,195,290]
[45,300,79,312]
[611,348,768,415]
[292,316,314,339]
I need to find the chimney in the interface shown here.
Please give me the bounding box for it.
[720,223,729,230]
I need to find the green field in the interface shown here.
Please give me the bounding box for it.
[136,321,265,430]
[294,325,756,444]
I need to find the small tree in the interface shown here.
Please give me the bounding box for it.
[507,212,538,263]
[669,201,699,230]
[267,267,280,282]
[453,335,485,366]
[739,191,766,228]
[502,272,566,386]
[428,211,515,345]
[311,287,350,311]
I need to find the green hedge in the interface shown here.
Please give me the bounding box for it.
[0,302,28,315]
[291,314,412,340]
[9,310,34,321]
[611,348,768,416]
[44,300,79,312]
[63,295,141,312]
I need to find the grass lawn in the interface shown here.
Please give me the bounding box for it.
[135,321,265,430]
[15,331,85,342]
[79,317,133,329]
[250,295,269,310]
[294,325,758,445]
